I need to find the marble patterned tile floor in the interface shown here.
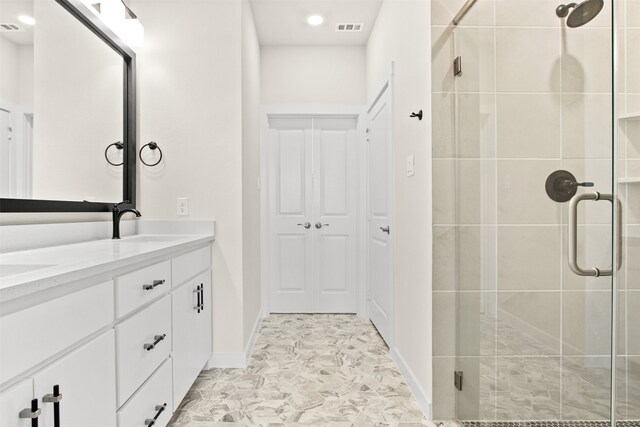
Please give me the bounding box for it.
[167,314,431,426]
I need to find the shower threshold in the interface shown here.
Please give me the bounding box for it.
[434,421,640,427]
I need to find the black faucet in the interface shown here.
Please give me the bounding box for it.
[112,201,141,239]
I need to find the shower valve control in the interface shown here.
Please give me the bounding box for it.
[545,170,594,203]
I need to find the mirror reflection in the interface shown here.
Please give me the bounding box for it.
[0,0,124,203]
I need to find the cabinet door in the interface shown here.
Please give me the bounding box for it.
[0,379,34,427]
[196,274,212,367]
[172,271,212,406]
[33,331,116,427]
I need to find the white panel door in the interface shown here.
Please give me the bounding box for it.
[312,118,358,313]
[268,116,358,313]
[269,118,314,312]
[33,331,117,427]
[367,86,394,346]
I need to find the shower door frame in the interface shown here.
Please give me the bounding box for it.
[443,0,623,424]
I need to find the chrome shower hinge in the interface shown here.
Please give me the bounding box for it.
[453,56,462,76]
[454,370,463,391]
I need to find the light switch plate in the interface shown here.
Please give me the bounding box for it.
[406,155,415,177]
[177,197,189,216]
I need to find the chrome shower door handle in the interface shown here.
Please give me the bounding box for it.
[568,192,622,277]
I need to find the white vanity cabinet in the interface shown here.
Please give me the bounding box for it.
[172,271,212,406]
[0,238,213,427]
[0,380,33,427]
[34,331,117,427]
[0,331,116,427]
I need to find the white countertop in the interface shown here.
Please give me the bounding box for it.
[0,234,214,303]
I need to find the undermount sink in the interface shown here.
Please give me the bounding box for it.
[118,235,186,243]
[0,264,57,278]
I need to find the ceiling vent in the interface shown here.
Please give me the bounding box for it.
[0,23,23,32]
[335,23,364,32]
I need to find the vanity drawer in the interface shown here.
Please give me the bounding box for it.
[172,246,211,287]
[117,358,173,427]
[0,281,114,385]
[115,260,171,318]
[115,295,171,407]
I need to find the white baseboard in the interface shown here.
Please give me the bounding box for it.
[390,348,433,419]
[205,310,264,370]
[244,310,263,364]
[205,352,247,369]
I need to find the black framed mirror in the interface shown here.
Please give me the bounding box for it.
[0,0,136,213]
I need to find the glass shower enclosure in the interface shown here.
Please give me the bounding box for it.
[431,0,638,424]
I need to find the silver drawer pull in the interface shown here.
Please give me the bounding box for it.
[142,279,166,291]
[568,192,622,277]
[145,403,167,426]
[143,334,166,351]
[42,393,62,403]
[19,399,41,419]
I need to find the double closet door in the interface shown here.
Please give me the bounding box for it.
[268,116,358,313]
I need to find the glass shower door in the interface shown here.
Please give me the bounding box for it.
[430,0,632,423]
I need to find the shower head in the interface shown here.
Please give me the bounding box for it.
[556,0,604,27]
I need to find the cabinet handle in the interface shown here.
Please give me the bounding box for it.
[200,283,204,311]
[142,279,166,291]
[19,398,41,427]
[143,334,166,351]
[193,284,203,313]
[42,385,62,427]
[144,403,167,426]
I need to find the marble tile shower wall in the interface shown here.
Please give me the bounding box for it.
[430,0,640,421]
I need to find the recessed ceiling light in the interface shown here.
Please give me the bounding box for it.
[17,15,35,26]
[307,15,324,26]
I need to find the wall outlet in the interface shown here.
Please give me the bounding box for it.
[406,155,415,177]
[177,197,189,216]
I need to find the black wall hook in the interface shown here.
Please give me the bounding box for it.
[139,141,163,167]
[410,110,423,120]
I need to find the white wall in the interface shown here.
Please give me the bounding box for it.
[261,45,366,105]
[17,45,33,107]
[241,0,262,347]
[366,0,432,415]
[0,37,19,104]
[132,0,246,355]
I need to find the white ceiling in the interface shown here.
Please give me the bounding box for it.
[0,0,34,45]
[249,0,383,46]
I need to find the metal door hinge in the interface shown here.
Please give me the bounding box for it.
[454,370,463,391]
[453,56,462,76]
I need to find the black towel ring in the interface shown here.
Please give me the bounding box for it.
[139,141,163,167]
[105,141,124,166]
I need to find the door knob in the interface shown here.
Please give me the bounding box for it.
[297,222,311,229]
[380,226,390,234]
[315,222,329,229]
